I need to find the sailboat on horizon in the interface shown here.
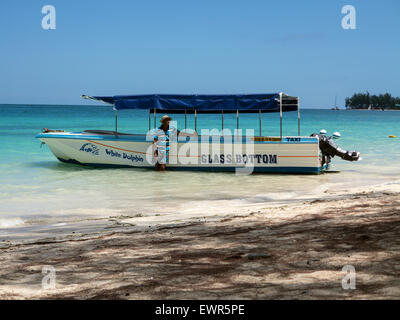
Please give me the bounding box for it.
[331,95,340,110]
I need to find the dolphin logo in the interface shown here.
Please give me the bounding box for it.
[79,143,99,155]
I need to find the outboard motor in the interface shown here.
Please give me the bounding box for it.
[310,133,361,167]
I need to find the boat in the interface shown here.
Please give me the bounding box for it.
[36,93,360,174]
[331,95,340,110]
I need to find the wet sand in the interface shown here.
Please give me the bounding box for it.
[0,184,399,299]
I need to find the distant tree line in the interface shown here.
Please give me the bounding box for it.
[345,92,400,110]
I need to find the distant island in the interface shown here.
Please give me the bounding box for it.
[345,92,400,110]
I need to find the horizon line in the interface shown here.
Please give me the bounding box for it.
[0,103,342,110]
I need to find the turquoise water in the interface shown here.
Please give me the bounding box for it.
[1,104,399,228]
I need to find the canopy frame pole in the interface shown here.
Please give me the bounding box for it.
[195,109,197,132]
[236,109,239,135]
[185,109,187,129]
[297,98,300,136]
[154,109,156,128]
[279,92,283,139]
[115,109,118,136]
[259,109,261,137]
[221,110,224,131]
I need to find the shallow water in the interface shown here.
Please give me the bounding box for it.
[1,104,399,228]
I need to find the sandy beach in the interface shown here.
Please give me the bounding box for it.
[0,181,399,300]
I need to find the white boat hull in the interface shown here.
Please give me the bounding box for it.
[36,131,322,174]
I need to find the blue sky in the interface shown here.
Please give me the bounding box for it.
[0,0,399,107]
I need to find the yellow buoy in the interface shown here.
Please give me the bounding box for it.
[388,135,396,138]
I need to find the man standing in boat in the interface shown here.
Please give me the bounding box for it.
[153,115,197,171]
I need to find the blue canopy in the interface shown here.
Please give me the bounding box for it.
[82,93,298,113]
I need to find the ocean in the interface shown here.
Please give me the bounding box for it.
[1,104,399,230]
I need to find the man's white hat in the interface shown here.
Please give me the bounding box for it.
[320,129,327,135]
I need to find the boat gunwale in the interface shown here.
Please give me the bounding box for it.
[35,131,320,144]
